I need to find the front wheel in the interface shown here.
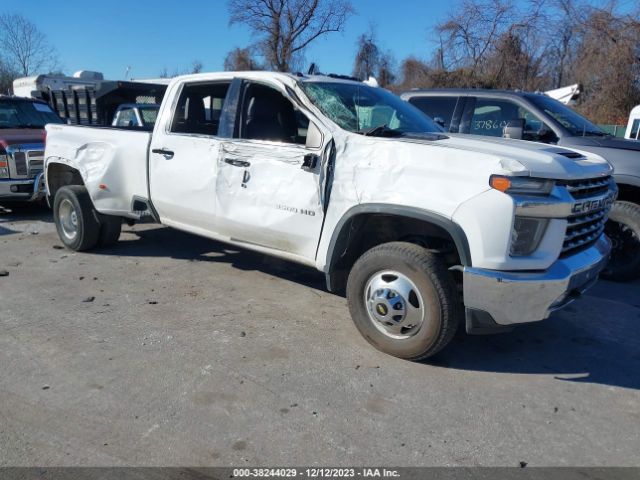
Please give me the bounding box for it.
[346,242,460,361]
[602,201,640,282]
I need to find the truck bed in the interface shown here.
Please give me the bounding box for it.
[45,124,151,217]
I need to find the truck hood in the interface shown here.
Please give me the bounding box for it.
[410,133,613,180]
[0,129,45,149]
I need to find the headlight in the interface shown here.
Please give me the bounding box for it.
[490,175,554,195]
[0,154,8,178]
[510,216,549,256]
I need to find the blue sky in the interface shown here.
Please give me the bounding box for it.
[2,0,448,80]
[2,0,636,81]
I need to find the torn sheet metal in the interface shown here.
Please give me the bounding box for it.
[215,140,325,260]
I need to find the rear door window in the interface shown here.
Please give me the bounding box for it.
[170,81,231,136]
[469,99,517,137]
[468,98,554,140]
[408,96,459,132]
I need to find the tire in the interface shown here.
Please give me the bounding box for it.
[346,242,461,361]
[97,214,122,247]
[52,185,100,251]
[602,201,640,282]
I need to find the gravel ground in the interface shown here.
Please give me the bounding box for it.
[1,204,639,467]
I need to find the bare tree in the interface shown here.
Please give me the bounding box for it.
[228,0,354,72]
[436,0,517,78]
[224,47,262,70]
[571,4,640,123]
[191,60,204,74]
[0,14,58,76]
[395,0,638,122]
[352,29,379,80]
[541,0,581,88]
[377,51,396,88]
[397,57,430,89]
[0,60,17,93]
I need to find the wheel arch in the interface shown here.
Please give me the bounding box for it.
[46,160,86,204]
[323,204,472,293]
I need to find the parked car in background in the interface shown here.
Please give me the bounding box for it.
[111,103,160,130]
[625,105,640,141]
[0,96,64,202]
[402,89,640,281]
[43,72,616,360]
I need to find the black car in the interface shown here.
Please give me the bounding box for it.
[402,89,640,281]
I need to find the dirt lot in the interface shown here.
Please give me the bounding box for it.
[1,204,639,467]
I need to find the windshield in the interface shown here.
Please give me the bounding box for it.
[300,81,443,135]
[0,100,63,129]
[526,94,605,137]
[139,106,159,127]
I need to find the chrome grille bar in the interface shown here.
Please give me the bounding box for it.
[561,176,613,255]
[559,176,611,199]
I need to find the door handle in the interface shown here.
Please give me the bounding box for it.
[152,148,174,158]
[224,158,251,168]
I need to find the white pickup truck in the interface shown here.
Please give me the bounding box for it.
[44,72,616,360]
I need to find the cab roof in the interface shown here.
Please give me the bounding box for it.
[402,88,547,99]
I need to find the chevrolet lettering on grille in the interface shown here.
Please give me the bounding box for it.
[571,192,616,215]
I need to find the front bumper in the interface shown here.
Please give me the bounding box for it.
[0,173,45,202]
[462,234,611,329]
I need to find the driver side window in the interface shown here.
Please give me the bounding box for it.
[240,83,309,145]
[518,107,555,141]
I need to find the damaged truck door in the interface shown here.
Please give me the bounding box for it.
[215,80,328,259]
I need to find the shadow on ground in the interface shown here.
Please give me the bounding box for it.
[97,225,640,391]
[105,225,328,291]
[0,202,53,235]
[11,217,640,391]
[433,278,640,390]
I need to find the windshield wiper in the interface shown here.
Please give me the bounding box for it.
[357,124,404,137]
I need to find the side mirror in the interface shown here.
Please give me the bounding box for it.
[305,121,323,149]
[503,118,525,140]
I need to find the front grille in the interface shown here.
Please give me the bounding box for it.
[7,148,44,178]
[27,151,44,176]
[563,209,608,255]
[13,151,27,176]
[558,176,611,199]
[561,176,612,256]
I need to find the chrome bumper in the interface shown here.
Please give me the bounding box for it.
[463,235,611,327]
[0,173,45,202]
